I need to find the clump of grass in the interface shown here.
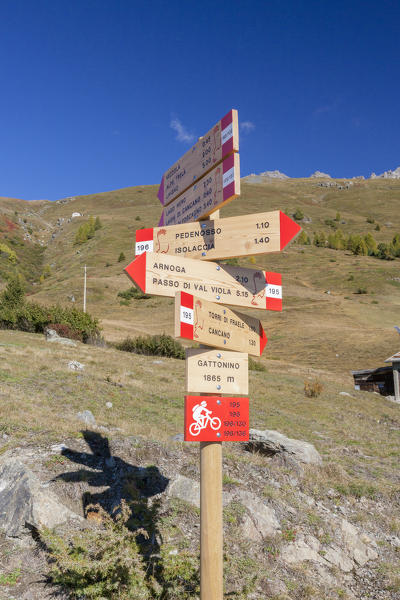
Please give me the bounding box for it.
[248,357,266,371]
[0,568,21,586]
[355,287,368,295]
[304,378,323,398]
[116,334,185,359]
[335,482,377,499]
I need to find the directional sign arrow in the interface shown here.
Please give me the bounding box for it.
[158,153,240,227]
[175,292,267,356]
[124,252,282,311]
[136,210,301,261]
[158,109,239,207]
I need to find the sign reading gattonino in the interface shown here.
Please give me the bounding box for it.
[175,292,267,356]
[124,252,282,311]
[185,349,248,395]
[158,109,239,207]
[184,396,249,442]
[158,153,240,227]
[135,210,301,261]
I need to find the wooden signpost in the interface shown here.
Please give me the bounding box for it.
[136,210,301,261]
[175,291,267,356]
[159,153,240,227]
[185,349,248,394]
[125,109,300,600]
[158,109,239,206]
[124,252,282,311]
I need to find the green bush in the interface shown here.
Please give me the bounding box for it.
[116,334,185,359]
[313,231,326,247]
[118,251,126,262]
[293,208,304,221]
[41,501,150,599]
[0,276,25,308]
[0,279,99,341]
[117,287,150,301]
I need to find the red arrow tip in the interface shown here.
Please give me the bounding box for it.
[259,322,268,355]
[280,211,302,250]
[124,253,147,292]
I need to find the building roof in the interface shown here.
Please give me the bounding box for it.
[385,351,400,363]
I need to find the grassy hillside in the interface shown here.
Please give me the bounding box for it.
[2,177,399,378]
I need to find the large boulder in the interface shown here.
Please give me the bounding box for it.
[0,458,81,537]
[246,429,322,465]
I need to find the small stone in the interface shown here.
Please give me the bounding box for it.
[340,392,352,397]
[76,410,96,426]
[68,360,84,371]
[105,402,113,409]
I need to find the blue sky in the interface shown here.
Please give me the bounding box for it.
[1,0,399,200]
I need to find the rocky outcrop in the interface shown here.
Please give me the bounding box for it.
[370,166,400,179]
[310,170,331,178]
[0,458,81,537]
[245,429,322,465]
[259,170,289,179]
[45,328,77,347]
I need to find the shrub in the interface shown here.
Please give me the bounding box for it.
[364,233,377,255]
[304,378,323,398]
[335,211,341,221]
[117,287,150,301]
[47,323,82,341]
[293,208,304,221]
[376,242,392,260]
[297,230,311,245]
[116,334,185,359]
[41,501,150,600]
[0,242,17,264]
[118,251,126,262]
[0,287,100,341]
[354,238,368,256]
[313,231,326,247]
[0,277,25,309]
[375,224,380,231]
[366,216,375,224]
[74,216,102,245]
[355,288,367,294]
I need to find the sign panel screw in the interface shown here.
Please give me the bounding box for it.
[217,400,221,404]
[217,385,221,390]
[216,266,221,271]
[217,353,221,358]
[216,295,220,300]
[217,432,221,437]
[202,252,206,256]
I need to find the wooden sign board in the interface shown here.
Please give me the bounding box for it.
[158,109,239,206]
[136,210,301,261]
[185,348,248,394]
[158,153,240,227]
[184,396,249,442]
[176,292,267,356]
[124,252,282,311]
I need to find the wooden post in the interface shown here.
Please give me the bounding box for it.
[200,440,223,600]
[197,229,223,600]
[393,363,400,402]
